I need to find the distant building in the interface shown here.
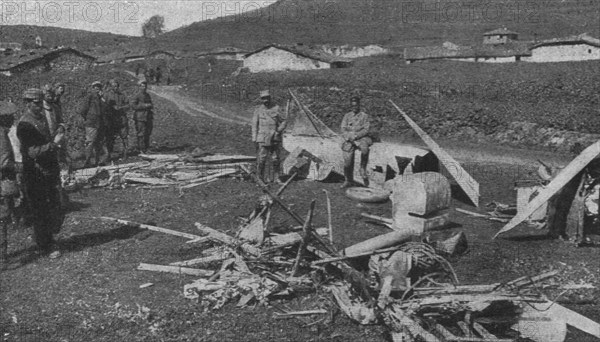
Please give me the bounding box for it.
[404,43,531,64]
[522,33,600,62]
[0,48,95,76]
[318,44,389,58]
[0,42,22,52]
[243,44,352,73]
[483,28,519,45]
[147,50,175,60]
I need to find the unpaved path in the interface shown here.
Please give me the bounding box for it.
[147,83,572,168]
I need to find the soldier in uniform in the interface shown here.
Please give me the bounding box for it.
[80,81,109,167]
[104,79,130,159]
[340,96,372,188]
[251,90,287,183]
[52,82,69,170]
[17,89,64,259]
[130,80,154,153]
[0,101,19,269]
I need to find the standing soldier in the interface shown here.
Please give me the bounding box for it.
[52,82,69,168]
[251,90,287,183]
[7,104,27,229]
[340,96,372,188]
[130,80,154,154]
[155,66,162,85]
[0,101,19,269]
[104,79,130,160]
[80,81,108,167]
[17,89,64,259]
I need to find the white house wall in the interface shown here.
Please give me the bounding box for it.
[522,44,600,62]
[244,47,330,72]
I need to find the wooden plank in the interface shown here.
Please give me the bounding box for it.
[539,302,600,338]
[343,230,414,256]
[457,321,473,337]
[472,322,496,339]
[291,201,315,276]
[389,100,479,206]
[193,154,255,163]
[194,222,262,257]
[123,176,177,185]
[169,253,231,267]
[99,216,202,240]
[180,169,237,189]
[137,263,214,277]
[494,140,600,238]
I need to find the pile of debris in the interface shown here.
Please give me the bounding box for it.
[109,167,600,342]
[62,153,255,190]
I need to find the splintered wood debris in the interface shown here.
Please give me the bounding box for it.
[108,167,599,342]
[61,152,254,190]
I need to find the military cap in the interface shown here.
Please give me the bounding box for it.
[0,101,17,116]
[350,96,360,103]
[91,81,103,88]
[138,79,147,85]
[42,84,55,95]
[22,88,43,102]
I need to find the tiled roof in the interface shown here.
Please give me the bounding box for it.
[0,47,95,70]
[244,44,352,63]
[404,42,531,60]
[531,33,600,49]
[484,28,519,36]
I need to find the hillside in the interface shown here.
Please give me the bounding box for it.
[159,0,600,50]
[0,25,140,49]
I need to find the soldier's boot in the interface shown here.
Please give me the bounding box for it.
[83,143,94,167]
[121,139,129,160]
[341,165,354,188]
[137,137,145,154]
[359,155,369,187]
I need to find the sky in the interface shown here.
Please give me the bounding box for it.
[0,0,277,36]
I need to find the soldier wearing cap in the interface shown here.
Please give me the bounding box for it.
[0,101,19,269]
[130,79,154,153]
[79,81,109,167]
[340,96,372,188]
[251,90,287,183]
[104,79,130,159]
[17,88,64,258]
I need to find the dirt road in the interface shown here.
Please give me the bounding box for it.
[148,84,573,168]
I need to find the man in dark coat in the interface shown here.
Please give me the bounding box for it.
[79,81,108,167]
[104,79,130,159]
[0,100,18,269]
[130,80,154,153]
[17,88,64,259]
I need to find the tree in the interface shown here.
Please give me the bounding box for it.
[142,15,165,38]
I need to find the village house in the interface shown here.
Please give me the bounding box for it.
[318,44,389,58]
[0,47,95,76]
[243,44,352,73]
[522,33,600,62]
[483,28,519,45]
[0,42,22,52]
[404,42,531,64]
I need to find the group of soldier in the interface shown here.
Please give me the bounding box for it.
[0,78,155,268]
[80,78,154,167]
[252,90,372,187]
